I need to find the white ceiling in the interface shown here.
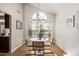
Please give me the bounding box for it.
[29,3,79,14]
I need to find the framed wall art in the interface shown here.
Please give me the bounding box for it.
[73,15,75,27]
[66,17,73,27]
[16,20,23,29]
[66,14,76,28]
[75,10,79,31]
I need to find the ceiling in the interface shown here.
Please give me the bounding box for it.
[29,3,79,14]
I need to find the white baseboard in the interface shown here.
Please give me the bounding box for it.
[11,41,25,53]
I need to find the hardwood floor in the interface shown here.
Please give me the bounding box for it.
[0,43,66,56]
[51,44,66,56]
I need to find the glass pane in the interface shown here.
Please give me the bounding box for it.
[28,11,52,41]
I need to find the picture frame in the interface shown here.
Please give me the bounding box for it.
[72,15,75,27]
[16,20,23,29]
[66,17,73,27]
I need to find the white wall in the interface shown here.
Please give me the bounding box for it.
[0,3,24,52]
[24,4,55,42]
[55,3,79,55]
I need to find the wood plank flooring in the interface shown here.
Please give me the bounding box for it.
[0,43,66,56]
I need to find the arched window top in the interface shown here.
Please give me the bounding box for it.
[32,11,47,20]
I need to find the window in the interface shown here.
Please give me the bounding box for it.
[32,11,47,20]
[29,11,51,40]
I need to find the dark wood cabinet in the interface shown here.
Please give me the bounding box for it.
[5,14,10,28]
[0,37,9,52]
[0,12,11,53]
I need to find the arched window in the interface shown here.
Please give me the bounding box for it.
[29,11,51,41]
[32,11,47,22]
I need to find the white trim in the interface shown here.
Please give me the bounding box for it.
[11,41,25,53]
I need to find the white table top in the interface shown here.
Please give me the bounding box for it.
[30,38,49,42]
